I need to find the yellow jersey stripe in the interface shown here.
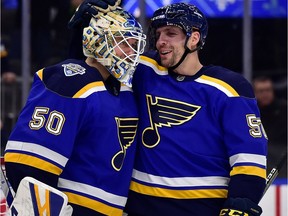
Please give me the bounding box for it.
[58,178,127,206]
[65,192,123,216]
[73,81,105,98]
[5,140,68,167]
[130,181,228,199]
[4,152,62,175]
[132,169,229,187]
[230,166,266,179]
[196,75,239,97]
[139,56,168,74]
[36,69,44,80]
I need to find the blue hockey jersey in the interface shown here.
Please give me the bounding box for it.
[125,52,268,216]
[4,59,138,215]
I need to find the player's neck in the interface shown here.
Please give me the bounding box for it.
[173,55,202,76]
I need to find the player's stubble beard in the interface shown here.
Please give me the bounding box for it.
[160,46,185,69]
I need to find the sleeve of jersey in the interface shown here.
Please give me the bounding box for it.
[4,71,87,184]
[219,83,268,203]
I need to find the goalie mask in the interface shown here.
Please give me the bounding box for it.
[83,7,146,87]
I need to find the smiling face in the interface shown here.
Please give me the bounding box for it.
[155,26,187,68]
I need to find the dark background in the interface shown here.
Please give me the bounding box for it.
[200,18,287,98]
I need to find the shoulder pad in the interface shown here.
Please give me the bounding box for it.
[40,59,103,97]
[204,66,255,98]
[142,51,161,63]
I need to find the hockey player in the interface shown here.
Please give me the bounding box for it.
[69,1,268,215]
[4,6,146,216]
[125,4,267,216]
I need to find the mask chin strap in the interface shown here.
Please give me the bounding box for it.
[168,37,202,71]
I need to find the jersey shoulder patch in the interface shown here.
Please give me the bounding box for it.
[62,63,86,76]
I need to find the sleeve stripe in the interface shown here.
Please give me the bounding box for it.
[5,140,68,167]
[230,166,266,179]
[230,153,266,167]
[4,152,62,175]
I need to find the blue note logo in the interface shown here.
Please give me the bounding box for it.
[142,95,201,148]
[112,117,138,171]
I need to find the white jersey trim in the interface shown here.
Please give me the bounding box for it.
[195,76,239,97]
[78,86,107,98]
[132,169,230,187]
[5,140,68,167]
[78,84,133,98]
[230,153,266,167]
[58,178,127,207]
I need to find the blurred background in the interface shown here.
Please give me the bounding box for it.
[1,0,287,182]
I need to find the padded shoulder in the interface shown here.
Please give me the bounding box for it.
[203,66,255,98]
[38,59,103,97]
[142,50,161,63]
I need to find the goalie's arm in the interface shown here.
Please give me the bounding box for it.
[5,162,59,193]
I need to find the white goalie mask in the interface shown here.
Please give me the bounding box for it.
[83,7,146,87]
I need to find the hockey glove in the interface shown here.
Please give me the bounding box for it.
[9,177,73,216]
[219,198,262,216]
[68,0,121,29]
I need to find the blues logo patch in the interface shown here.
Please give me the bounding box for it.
[62,63,86,76]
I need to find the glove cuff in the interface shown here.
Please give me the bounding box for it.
[220,197,262,216]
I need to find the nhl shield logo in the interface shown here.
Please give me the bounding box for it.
[62,63,86,76]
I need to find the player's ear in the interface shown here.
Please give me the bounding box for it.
[187,31,200,49]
